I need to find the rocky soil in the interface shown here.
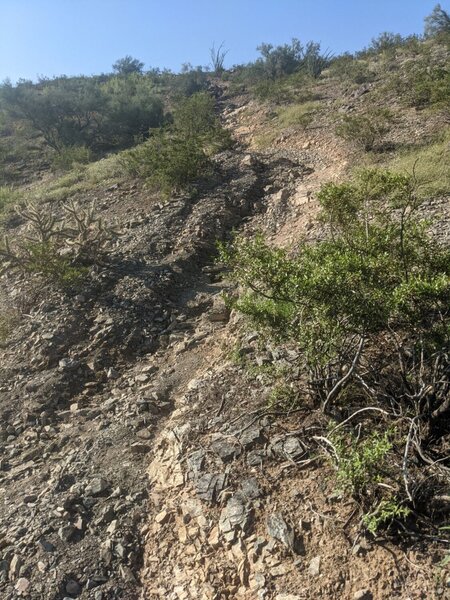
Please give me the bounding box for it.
[1,85,449,600]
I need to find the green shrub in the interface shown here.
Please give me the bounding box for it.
[363,498,410,534]
[121,130,210,194]
[0,186,21,214]
[173,92,232,150]
[276,101,319,129]
[51,145,93,172]
[408,67,450,114]
[120,92,231,193]
[424,4,450,39]
[388,131,450,198]
[327,56,376,84]
[333,431,392,495]
[0,200,117,288]
[335,108,393,151]
[21,241,89,288]
[220,169,450,417]
[252,79,294,104]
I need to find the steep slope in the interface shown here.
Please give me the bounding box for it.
[0,66,449,600]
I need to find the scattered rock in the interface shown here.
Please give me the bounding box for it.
[267,513,296,552]
[9,554,22,579]
[195,473,226,503]
[353,590,373,600]
[85,478,109,496]
[66,579,82,595]
[15,577,30,594]
[219,493,251,538]
[209,433,241,461]
[308,555,321,576]
[241,477,261,500]
[58,525,76,543]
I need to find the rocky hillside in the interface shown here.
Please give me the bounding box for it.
[0,30,449,600]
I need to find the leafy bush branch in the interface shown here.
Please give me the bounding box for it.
[220,168,450,519]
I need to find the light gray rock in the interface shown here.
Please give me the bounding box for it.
[219,493,251,535]
[308,555,321,576]
[58,525,76,543]
[86,477,109,496]
[241,477,261,500]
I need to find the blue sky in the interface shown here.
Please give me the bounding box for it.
[0,0,446,81]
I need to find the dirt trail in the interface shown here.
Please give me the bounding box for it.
[137,89,445,600]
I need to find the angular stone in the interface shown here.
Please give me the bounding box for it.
[195,473,226,503]
[58,525,76,542]
[209,434,241,461]
[85,478,109,496]
[38,538,55,552]
[238,426,263,448]
[267,513,295,551]
[130,441,150,454]
[241,477,261,500]
[9,554,23,579]
[270,435,305,461]
[219,494,251,535]
[186,449,206,477]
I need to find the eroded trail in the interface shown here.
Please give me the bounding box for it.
[0,95,316,599]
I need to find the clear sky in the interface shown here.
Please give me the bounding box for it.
[0,0,446,82]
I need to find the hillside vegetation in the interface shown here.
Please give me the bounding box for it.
[0,5,449,600]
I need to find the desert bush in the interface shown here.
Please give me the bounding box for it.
[0,309,19,343]
[276,101,319,129]
[0,73,164,153]
[173,92,232,150]
[252,79,295,104]
[120,91,230,193]
[220,168,450,414]
[99,74,164,147]
[362,498,410,534]
[333,431,393,495]
[220,167,450,519]
[173,65,209,96]
[389,131,450,198]
[0,186,21,214]
[51,145,93,172]
[112,55,144,75]
[335,108,393,151]
[120,130,210,194]
[327,55,376,84]
[406,66,450,115]
[210,42,228,76]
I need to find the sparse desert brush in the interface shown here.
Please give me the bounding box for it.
[335,108,393,151]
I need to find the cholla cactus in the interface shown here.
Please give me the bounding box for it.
[60,200,120,261]
[0,199,120,276]
[16,203,61,245]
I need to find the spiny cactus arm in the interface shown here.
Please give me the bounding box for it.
[16,203,60,244]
